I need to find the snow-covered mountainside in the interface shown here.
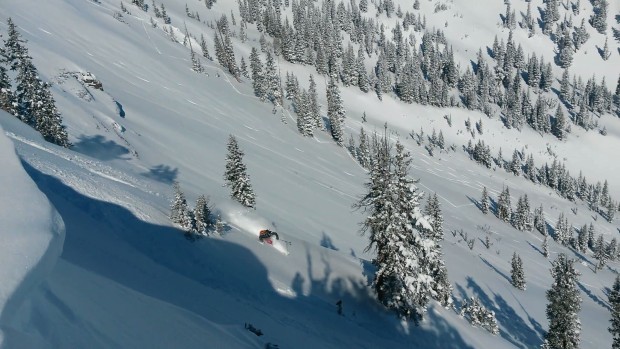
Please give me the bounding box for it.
[1,0,620,347]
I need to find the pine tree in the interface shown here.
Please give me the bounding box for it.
[355,136,445,322]
[359,0,368,12]
[240,57,249,78]
[34,83,70,147]
[308,75,321,129]
[170,181,193,231]
[545,253,581,349]
[425,193,443,241]
[190,46,204,73]
[224,135,256,208]
[481,186,489,214]
[588,223,596,250]
[560,69,571,103]
[555,212,570,246]
[610,276,620,349]
[249,47,266,100]
[194,195,213,235]
[511,252,526,290]
[3,18,28,71]
[607,199,616,222]
[590,0,608,34]
[199,34,212,61]
[513,194,532,231]
[509,150,521,176]
[577,224,588,253]
[595,234,607,272]
[497,186,512,223]
[608,238,618,262]
[327,79,345,145]
[543,228,550,258]
[264,52,282,106]
[602,37,611,61]
[0,40,15,114]
[552,105,567,140]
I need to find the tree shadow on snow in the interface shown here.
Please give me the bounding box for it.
[72,134,131,161]
[22,162,476,348]
[526,241,544,257]
[141,164,179,184]
[479,256,511,284]
[466,195,482,213]
[458,276,544,348]
[578,281,611,312]
[320,232,339,251]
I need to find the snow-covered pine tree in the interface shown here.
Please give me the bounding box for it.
[357,127,371,169]
[511,252,526,290]
[615,75,620,109]
[608,238,618,262]
[6,25,69,147]
[355,136,443,322]
[296,89,314,137]
[359,0,368,12]
[481,186,489,214]
[13,40,39,124]
[264,51,282,106]
[552,105,567,140]
[602,37,611,61]
[249,47,266,100]
[497,186,512,223]
[327,78,345,145]
[194,194,213,236]
[0,41,15,114]
[560,69,571,103]
[33,82,70,147]
[3,18,28,71]
[555,212,570,246]
[577,224,588,253]
[509,150,521,176]
[543,228,550,258]
[170,181,193,231]
[460,297,499,335]
[545,253,581,349]
[513,194,532,231]
[590,0,608,34]
[588,223,596,250]
[425,193,443,241]
[224,135,256,208]
[595,234,607,272]
[607,199,616,222]
[610,276,620,349]
[190,46,204,73]
[240,57,249,79]
[284,72,299,101]
[308,75,322,129]
[199,34,212,60]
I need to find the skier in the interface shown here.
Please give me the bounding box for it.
[259,229,279,243]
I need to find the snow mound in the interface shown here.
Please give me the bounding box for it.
[0,111,65,346]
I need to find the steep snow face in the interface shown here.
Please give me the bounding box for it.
[1,0,620,348]
[0,112,64,347]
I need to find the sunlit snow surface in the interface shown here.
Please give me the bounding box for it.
[0,0,619,347]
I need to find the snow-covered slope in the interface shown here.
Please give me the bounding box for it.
[0,0,619,348]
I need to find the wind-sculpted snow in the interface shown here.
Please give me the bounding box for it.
[0,113,65,347]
